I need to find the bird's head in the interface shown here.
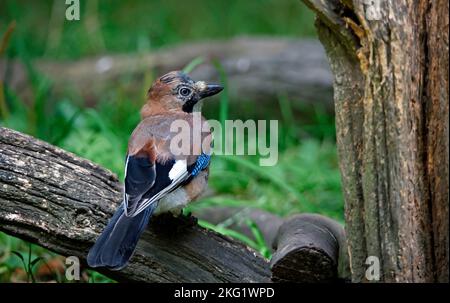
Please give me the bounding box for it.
[142,71,223,117]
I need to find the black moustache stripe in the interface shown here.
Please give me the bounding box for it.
[182,98,197,113]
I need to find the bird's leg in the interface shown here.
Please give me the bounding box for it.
[151,209,197,234]
[175,209,198,227]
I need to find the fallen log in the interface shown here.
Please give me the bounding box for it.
[0,126,348,283]
[195,207,350,282]
[0,127,270,282]
[0,37,333,113]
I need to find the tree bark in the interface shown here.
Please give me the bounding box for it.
[302,0,449,282]
[0,127,270,283]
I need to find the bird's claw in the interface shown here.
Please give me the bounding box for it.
[177,210,198,227]
[151,211,198,234]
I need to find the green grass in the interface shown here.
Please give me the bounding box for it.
[1,0,317,60]
[0,231,114,282]
[0,0,342,283]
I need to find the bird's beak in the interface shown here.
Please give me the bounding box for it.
[197,82,224,99]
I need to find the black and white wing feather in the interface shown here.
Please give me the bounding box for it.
[124,157,191,217]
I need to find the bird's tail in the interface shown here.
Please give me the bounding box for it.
[87,203,157,270]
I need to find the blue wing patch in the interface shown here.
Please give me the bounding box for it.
[124,153,210,217]
[190,153,210,176]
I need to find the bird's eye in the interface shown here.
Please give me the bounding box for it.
[179,87,192,97]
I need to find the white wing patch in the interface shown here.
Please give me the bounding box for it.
[123,156,130,214]
[169,160,187,180]
[126,159,190,217]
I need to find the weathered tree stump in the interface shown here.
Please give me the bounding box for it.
[302,0,449,282]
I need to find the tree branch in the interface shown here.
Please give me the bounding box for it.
[0,127,270,282]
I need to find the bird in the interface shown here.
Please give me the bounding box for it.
[87,71,223,270]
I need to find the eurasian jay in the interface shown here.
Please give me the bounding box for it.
[87,71,223,270]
